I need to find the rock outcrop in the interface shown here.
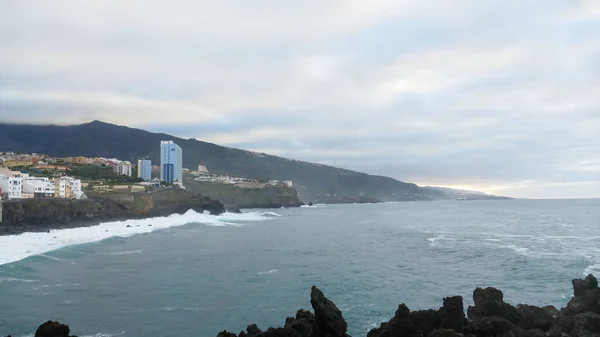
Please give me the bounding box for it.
[13,275,600,337]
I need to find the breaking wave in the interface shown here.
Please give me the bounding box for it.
[0,210,279,265]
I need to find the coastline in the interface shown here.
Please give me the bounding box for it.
[19,274,600,337]
[0,188,225,236]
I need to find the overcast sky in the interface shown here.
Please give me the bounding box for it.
[1,1,599,198]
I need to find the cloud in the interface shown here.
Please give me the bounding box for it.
[1,0,599,198]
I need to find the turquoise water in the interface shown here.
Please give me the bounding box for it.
[1,200,599,336]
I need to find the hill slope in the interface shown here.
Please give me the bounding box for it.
[0,121,442,201]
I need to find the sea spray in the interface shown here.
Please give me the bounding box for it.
[0,210,280,265]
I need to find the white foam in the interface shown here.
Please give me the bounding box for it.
[257,269,279,275]
[107,249,144,256]
[583,263,600,276]
[0,210,275,265]
[499,244,530,255]
[0,277,38,283]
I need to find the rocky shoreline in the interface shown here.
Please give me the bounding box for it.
[0,188,226,236]
[14,274,600,337]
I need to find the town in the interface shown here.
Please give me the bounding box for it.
[0,140,293,200]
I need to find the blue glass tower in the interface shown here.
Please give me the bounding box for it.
[137,159,152,181]
[160,141,183,183]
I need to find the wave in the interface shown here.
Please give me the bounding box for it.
[107,249,144,256]
[0,210,276,266]
[257,269,279,275]
[0,277,38,283]
[584,264,600,276]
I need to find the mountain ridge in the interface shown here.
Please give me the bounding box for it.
[0,120,443,201]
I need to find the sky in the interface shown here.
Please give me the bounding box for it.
[1,1,599,198]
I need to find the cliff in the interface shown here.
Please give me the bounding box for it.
[16,274,600,337]
[0,188,225,235]
[183,176,304,209]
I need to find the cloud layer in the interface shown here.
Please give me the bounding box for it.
[1,0,599,198]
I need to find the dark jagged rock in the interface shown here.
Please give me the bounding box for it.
[369,304,418,337]
[563,275,600,316]
[522,328,546,337]
[285,318,313,337]
[259,327,303,337]
[247,324,263,336]
[217,331,238,337]
[34,321,74,337]
[464,317,523,337]
[428,329,463,337]
[517,304,555,331]
[296,309,322,336]
[412,310,442,337]
[573,275,598,297]
[442,296,465,333]
[468,287,521,324]
[310,286,348,337]
[571,312,600,337]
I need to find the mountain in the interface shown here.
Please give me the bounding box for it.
[422,186,511,200]
[0,120,444,202]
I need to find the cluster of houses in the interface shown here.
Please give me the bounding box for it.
[0,168,85,200]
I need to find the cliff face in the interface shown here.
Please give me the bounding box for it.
[183,178,304,209]
[0,189,225,235]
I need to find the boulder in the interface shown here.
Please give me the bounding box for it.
[34,321,73,337]
[467,287,521,324]
[563,275,600,316]
[465,317,523,337]
[258,327,302,337]
[412,309,442,337]
[442,296,465,332]
[573,275,599,297]
[369,304,418,337]
[285,318,313,337]
[310,286,347,336]
[516,304,555,331]
[522,329,546,337]
[571,312,600,337]
[247,324,263,336]
[217,331,238,337]
[428,329,463,337]
[296,310,322,336]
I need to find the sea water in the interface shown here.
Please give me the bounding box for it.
[1,199,599,336]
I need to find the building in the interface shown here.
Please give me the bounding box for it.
[160,141,183,183]
[197,165,209,174]
[23,178,55,198]
[282,180,293,188]
[137,159,152,181]
[54,177,85,199]
[0,175,22,199]
[113,162,132,176]
[1,159,33,167]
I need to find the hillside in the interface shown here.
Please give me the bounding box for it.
[0,121,443,202]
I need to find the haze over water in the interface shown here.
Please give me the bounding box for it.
[1,199,599,337]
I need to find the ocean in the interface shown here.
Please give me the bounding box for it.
[1,199,599,337]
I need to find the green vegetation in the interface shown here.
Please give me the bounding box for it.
[66,165,142,183]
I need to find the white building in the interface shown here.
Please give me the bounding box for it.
[197,165,209,174]
[282,180,293,188]
[23,178,55,198]
[114,163,132,176]
[54,176,86,199]
[0,175,22,199]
